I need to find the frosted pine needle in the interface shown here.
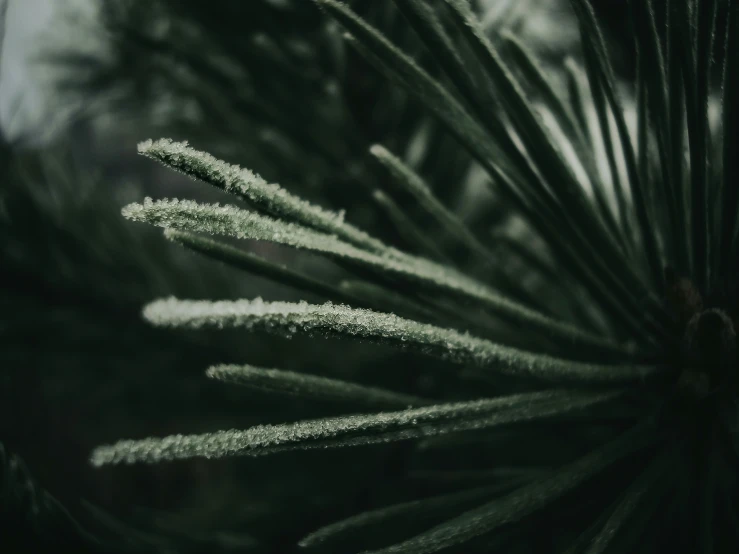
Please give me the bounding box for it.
[90,388,621,466]
[138,138,387,253]
[144,297,655,384]
[123,197,631,355]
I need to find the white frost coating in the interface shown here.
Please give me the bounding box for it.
[90,388,620,466]
[122,197,630,354]
[206,363,428,408]
[137,138,387,253]
[143,297,655,384]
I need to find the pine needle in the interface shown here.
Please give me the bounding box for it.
[361,422,657,554]
[439,0,669,337]
[721,1,739,272]
[441,0,623,257]
[164,228,362,306]
[322,0,668,343]
[581,453,669,554]
[569,0,664,288]
[142,297,657,384]
[500,32,582,147]
[90,389,622,466]
[630,0,680,270]
[206,363,428,408]
[124,198,631,355]
[371,189,449,261]
[138,138,387,254]
[299,485,507,550]
[370,144,492,262]
[315,0,538,220]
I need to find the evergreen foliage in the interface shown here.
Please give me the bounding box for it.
[86,1,739,552]
[4,0,738,552]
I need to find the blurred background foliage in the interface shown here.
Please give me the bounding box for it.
[0,0,643,551]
